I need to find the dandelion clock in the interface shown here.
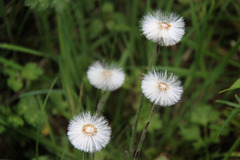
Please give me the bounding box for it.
[140,10,185,46]
[141,70,183,106]
[67,112,111,152]
[87,61,125,91]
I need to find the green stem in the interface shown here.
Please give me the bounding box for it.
[91,152,95,160]
[148,44,160,70]
[129,44,159,158]
[82,152,85,160]
[96,90,105,114]
[134,104,156,160]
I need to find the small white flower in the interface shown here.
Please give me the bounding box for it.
[140,10,185,46]
[87,61,125,91]
[67,112,111,153]
[141,70,183,106]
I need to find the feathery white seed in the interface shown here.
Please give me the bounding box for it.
[140,10,185,46]
[87,61,125,91]
[141,70,183,106]
[67,112,111,153]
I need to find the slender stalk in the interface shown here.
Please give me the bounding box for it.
[134,104,156,160]
[96,90,104,114]
[129,44,160,158]
[148,44,160,70]
[82,152,85,160]
[91,152,95,160]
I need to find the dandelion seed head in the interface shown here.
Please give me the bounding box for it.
[141,70,183,106]
[87,61,125,91]
[67,112,111,153]
[140,10,185,46]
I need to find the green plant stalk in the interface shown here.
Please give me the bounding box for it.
[96,90,105,114]
[129,44,159,158]
[134,104,156,160]
[82,152,85,160]
[91,152,95,160]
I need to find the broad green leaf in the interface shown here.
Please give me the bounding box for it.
[180,125,201,141]
[7,75,23,91]
[22,63,43,80]
[17,96,45,127]
[7,115,24,128]
[102,2,114,13]
[191,104,220,126]
[155,154,169,160]
[193,140,205,149]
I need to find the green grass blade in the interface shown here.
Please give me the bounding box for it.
[217,108,240,138]
[0,43,56,60]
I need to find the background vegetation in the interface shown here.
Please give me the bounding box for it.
[0,0,240,159]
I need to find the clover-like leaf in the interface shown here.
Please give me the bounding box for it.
[17,96,44,127]
[7,75,23,91]
[22,63,43,81]
[191,104,220,126]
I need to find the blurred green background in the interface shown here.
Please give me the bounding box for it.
[0,0,240,159]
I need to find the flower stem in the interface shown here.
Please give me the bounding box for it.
[91,152,95,160]
[82,152,85,160]
[134,104,156,160]
[147,44,160,70]
[96,90,104,114]
[129,44,160,159]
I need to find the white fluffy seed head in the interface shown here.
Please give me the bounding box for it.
[67,112,111,153]
[87,61,125,91]
[141,70,183,106]
[140,10,185,46]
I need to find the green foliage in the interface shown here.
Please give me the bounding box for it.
[22,63,43,80]
[7,75,23,91]
[190,104,220,126]
[180,125,201,141]
[25,0,70,13]
[220,78,240,93]
[1,0,240,159]
[17,96,45,127]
